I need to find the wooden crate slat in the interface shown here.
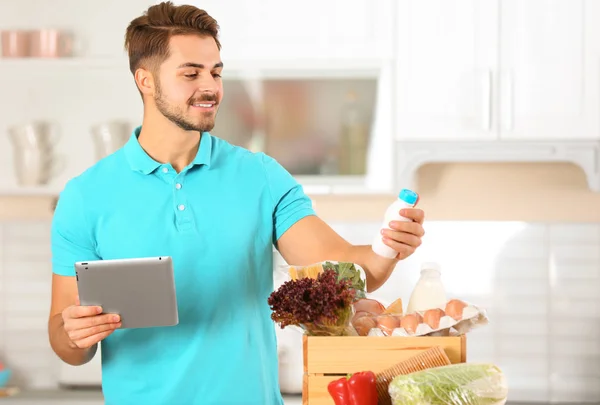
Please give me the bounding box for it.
[307,375,341,405]
[304,335,466,374]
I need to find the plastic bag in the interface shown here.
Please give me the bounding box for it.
[388,363,508,405]
[276,260,368,300]
[299,305,357,336]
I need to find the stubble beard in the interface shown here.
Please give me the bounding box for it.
[154,82,217,133]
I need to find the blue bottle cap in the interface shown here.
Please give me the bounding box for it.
[398,189,418,205]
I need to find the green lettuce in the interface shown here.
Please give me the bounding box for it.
[322,261,366,299]
[389,363,507,405]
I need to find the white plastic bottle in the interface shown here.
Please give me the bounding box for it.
[406,262,448,313]
[371,188,419,259]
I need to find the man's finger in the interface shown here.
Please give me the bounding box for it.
[382,237,414,259]
[70,305,103,318]
[70,323,121,341]
[81,314,120,329]
[75,330,115,350]
[400,208,425,224]
[388,221,425,237]
[382,230,422,248]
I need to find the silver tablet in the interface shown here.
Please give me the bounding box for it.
[75,256,179,329]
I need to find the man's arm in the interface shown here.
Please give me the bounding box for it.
[49,181,121,365]
[49,274,121,366]
[276,208,425,292]
[48,275,97,365]
[261,153,425,292]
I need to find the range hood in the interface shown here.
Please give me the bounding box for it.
[396,139,600,192]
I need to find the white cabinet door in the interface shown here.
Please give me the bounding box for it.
[179,0,252,62]
[396,0,499,140]
[188,0,393,62]
[499,0,600,140]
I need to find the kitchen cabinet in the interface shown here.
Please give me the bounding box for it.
[499,0,600,140]
[395,0,499,141]
[189,0,394,63]
[396,0,600,141]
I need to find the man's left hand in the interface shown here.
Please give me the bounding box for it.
[380,208,425,261]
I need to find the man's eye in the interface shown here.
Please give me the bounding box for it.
[213,73,222,78]
[185,74,198,78]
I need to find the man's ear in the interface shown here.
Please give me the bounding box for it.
[134,67,156,97]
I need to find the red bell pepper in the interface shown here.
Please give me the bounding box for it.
[327,371,378,405]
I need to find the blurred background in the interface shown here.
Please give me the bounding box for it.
[0,0,599,404]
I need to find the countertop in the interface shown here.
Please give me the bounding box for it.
[0,389,303,405]
[1,389,599,405]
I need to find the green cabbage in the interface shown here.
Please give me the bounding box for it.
[388,363,508,405]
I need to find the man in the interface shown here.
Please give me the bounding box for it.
[48,2,425,404]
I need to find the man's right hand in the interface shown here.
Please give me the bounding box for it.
[62,297,122,349]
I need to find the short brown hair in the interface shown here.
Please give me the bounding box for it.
[124,1,220,75]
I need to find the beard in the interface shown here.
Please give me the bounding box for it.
[154,82,218,133]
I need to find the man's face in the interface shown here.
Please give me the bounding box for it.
[153,34,223,132]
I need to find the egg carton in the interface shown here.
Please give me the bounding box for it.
[366,302,488,337]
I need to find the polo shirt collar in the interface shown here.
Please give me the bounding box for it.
[124,126,213,174]
[193,129,213,168]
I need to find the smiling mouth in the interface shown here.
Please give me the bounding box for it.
[190,102,216,111]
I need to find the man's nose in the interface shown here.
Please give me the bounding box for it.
[197,73,219,93]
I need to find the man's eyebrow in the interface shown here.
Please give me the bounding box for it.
[177,62,224,69]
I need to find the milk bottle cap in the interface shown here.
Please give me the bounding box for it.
[420,262,441,275]
[398,189,418,205]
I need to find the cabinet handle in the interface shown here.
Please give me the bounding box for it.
[502,70,514,131]
[482,69,492,131]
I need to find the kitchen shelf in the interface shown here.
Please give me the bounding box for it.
[0,56,390,78]
[0,56,129,70]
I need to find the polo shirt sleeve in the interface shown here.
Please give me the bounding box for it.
[51,180,100,277]
[262,154,316,243]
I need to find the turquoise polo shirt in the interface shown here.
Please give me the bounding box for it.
[51,127,316,405]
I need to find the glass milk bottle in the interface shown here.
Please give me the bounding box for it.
[406,262,447,313]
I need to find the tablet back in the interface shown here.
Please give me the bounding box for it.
[75,256,179,329]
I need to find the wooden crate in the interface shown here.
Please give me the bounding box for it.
[302,334,467,405]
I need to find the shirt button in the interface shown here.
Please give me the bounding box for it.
[175,183,182,190]
[178,204,185,211]
[162,167,169,173]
